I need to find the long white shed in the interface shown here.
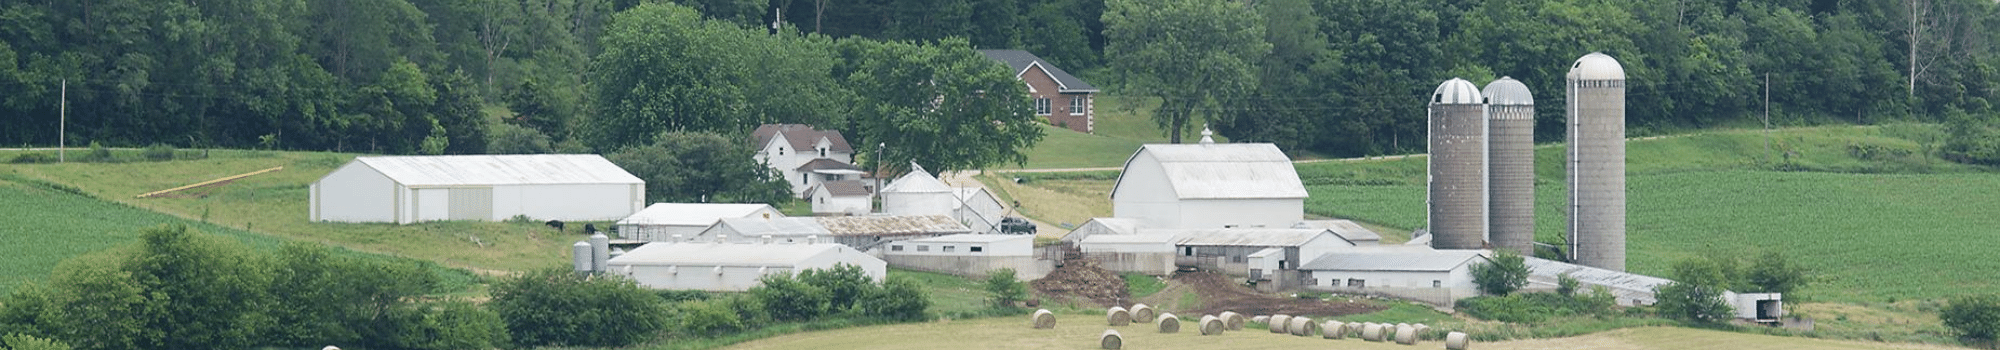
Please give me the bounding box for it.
[310,154,644,224]
[618,203,782,242]
[607,241,885,292]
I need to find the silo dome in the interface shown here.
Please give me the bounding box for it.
[1567,52,1625,81]
[1432,78,1483,104]
[1481,77,1533,105]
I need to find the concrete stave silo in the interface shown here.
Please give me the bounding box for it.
[1428,78,1489,250]
[1566,52,1626,271]
[1483,77,1536,256]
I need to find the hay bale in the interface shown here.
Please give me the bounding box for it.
[1199,315,1225,335]
[1394,324,1418,345]
[1130,303,1156,322]
[1445,332,1471,350]
[1321,321,1346,339]
[1268,315,1292,333]
[1220,311,1246,330]
[1361,323,1387,342]
[1413,324,1431,338]
[1346,322,1364,337]
[1032,309,1056,329]
[1107,307,1131,326]
[1100,329,1123,349]
[1251,315,1270,325]
[1287,316,1316,336]
[1156,313,1180,333]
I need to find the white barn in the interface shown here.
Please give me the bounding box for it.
[606,241,885,292]
[1301,247,1489,305]
[310,155,643,224]
[882,234,1045,280]
[617,203,782,242]
[1110,134,1307,229]
[881,163,954,216]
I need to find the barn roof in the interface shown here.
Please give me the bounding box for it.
[1293,220,1383,242]
[1299,247,1488,272]
[815,180,873,197]
[977,50,1099,93]
[1525,257,1671,302]
[352,154,642,186]
[1112,143,1307,200]
[817,215,971,236]
[609,242,853,266]
[753,124,854,153]
[618,203,778,227]
[882,163,951,193]
[1156,228,1339,247]
[713,217,830,237]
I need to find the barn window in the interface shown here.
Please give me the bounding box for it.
[1035,97,1051,115]
[1069,96,1086,115]
[1232,256,1245,263]
[891,245,903,252]
[970,246,983,253]
[1432,280,1442,288]
[943,246,956,253]
[1347,279,1365,288]
[917,245,929,252]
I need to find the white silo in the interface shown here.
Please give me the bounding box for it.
[1483,77,1535,256]
[1428,78,1488,250]
[1566,52,1626,271]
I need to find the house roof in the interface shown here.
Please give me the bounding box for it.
[712,217,830,237]
[1112,143,1308,200]
[882,163,951,193]
[753,124,854,153]
[350,154,642,187]
[609,242,854,267]
[1299,247,1488,272]
[817,215,971,236]
[1293,220,1383,242]
[796,158,862,172]
[814,180,873,197]
[618,203,778,226]
[977,50,1099,93]
[1154,228,1339,247]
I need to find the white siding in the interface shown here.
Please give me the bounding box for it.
[491,183,636,222]
[1112,152,1182,228]
[314,161,397,222]
[883,191,953,216]
[811,187,871,215]
[415,188,450,222]
[1173,199,1303,229]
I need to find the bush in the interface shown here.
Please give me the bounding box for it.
[1456,291,1616,323]
[985,268,1028,309]
[1943,294,2000,341]
[7,153,54,164]
[676,298,747,336]
[489,268,670,347]
[1556,273,1580,297]
[1746,251,1810,294]
[0,334,71,350]
[751,274,830,322]
[142,143,175,161]
[859,276,930,321]
[83,142,112,162]
[798,264,874,314]
[381,300,510,350]
[1471,250,1529,296]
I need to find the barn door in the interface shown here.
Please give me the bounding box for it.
[448,187,493,220]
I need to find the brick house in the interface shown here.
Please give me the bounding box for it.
[978,50,1100,133]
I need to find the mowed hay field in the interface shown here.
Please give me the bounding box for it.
[723,316,1961,350]
[0,176,283,294]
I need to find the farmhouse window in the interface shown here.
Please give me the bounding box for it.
[1035,97,1051,115]
[819,148,826,157]
[970,246,983,252]
[1069,96,1085,115]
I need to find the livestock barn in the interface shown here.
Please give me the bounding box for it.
[310,154,643,224]
[617,203,783,242]
[606,240,885,292]
[1110,129,1307,229]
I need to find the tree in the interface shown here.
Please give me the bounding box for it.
[1556,273,1581,297]
[983,268,1028,309]
[380,300,510,350]
[489,268,670,347]
[264,243,440,348]
[1471,250,1529,296]
[0,334,71,350]
[797,264,875,313]
[750,274,830,322]
[1942,294,2000,342]
[487,122,554,154]
[859,276,930,321]
[1103,0,1269,143]
[1655,257,1736,323]
[835,38,1045,174]
[606,131,792,204]
[1745,251,1811,294]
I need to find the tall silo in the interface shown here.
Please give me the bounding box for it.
[1428,78,1488,250]
[1566,52,1626,271]
[1483,77,1535,256]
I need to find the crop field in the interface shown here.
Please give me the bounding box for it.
[721,315,1961,350]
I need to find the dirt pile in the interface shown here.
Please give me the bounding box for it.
[1031,250,1130,306]
[1175,271,1383,317]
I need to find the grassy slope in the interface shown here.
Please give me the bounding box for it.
[1003,95,1168,170]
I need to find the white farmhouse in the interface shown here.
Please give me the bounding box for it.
[881,163,954,216]
[807,180,873,215]
[617,203,782,242]
[310,155,643,224]
[881,234,1045,280]
[1110,131,1307,229]
[753,124,856,198]
[606,240,885,292]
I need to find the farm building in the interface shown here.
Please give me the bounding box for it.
[753,124,857,198]
[953,187,1006,234]
[1074,227,1355,281]
[606,240,885,292]
[1301,247,1490,306]
[309,154,643,224]
[1076,233,1178,275]
[881,163,954,216]
[807,180,873,215]
[1523,257,1672,306]
[616,203,782,242]
[1110,131,1307,229]
[694,217,829,244]
[1063,218,1145,243]
[694,215,970,251]
[882,234,1047,280]
[1292,220,1384,246]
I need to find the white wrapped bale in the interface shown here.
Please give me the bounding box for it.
[1100,329,1123,349]
[1220,311,1246,330]
[1156,313,1180,333]
[1446,332,1471,350]
[1252,315,1270,325]
[1199,315,1225,335]
[1287,316,1316,336]
[1130,303,1156,322]
[1032,309,1056,329]
[1107,307,1131,326]
[1395,324,1418,345]
[1347,322,1364,337]
[1321,321,1346,339]
[1361,323,1387,342]
[1268,315,1292,333]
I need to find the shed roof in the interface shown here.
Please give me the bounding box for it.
[713,217,829,236]
[619,203,778,226]
[815,180,873,197]
[1077,218,1144,235]
[977,50,1099,93]
[609,242,852,266]
[817,215,970,236]
[1299,247,1488,272]
[1524,257,1671,296]
[352,154,642,186]
[1293,220,1383,242]
[1113,143,1307,200]
[796,158,861,172]
[952,187,1002,210]
[904,233,1031,244]
[1080,233,1177,244]
[1156,228,1339,247]
[882,163,951,193]
[753,124,854,153]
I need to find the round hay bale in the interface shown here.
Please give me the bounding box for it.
[1100,329,1123,349]
[1156,313,1180,333]
[1032,309,1056,329]
[1107,307,1131,326]
[1346,322,1364,337]
[1251,315,1270,325]
[1130,303,1156,322]
[1220,311,1246,330]
[1268,315,1292,333]
[1361,323,1387,342]
[1413,324,1432,338]
[1445,332,1471,350]
[1287,316,1316,336]
[1395,324,1418,345]
[1321,321,1346,339]
[1198,315,1225,335]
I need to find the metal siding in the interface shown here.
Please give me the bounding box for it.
[1429,100,1488,250]
[1486,78,1537,256]
[449,187,493,221]
[355,154,643,186]
[1567,53,1627,272]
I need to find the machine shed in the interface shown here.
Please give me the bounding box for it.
[606,241,885,292]
[310,154,643,224]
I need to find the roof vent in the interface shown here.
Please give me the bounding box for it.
[1198,125,1216,144]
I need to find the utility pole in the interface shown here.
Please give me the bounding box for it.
[874,142,884,214]
[59,79,66,163]
[1763,73,1772,164]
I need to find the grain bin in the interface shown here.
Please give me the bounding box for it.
[1287,316,1317,336]
[1100,329,1123,349]
[1220,311,1246,330]
[1107,307,1131,326]
[1032,309,1056,329]
[1321,321,1346,339]
[1566,52,1627,271]
[1429,77,1490,250]
[1483,76,1536,256]
[1269,315,1292,333]
[1199,315,1225,335]
[1394,324,1418,344]
[589,232,610,272]
[1446,331,1472,350]
[1361,323,1387,341]
[1131,304,1156,322]
[1156,313,1180,333]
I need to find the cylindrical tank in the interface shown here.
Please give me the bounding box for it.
[590,232,611,273]
[571,241,593,273]
[1484,77,1536,256]
[1429,77,1489,250]
[1567,52,1627,271]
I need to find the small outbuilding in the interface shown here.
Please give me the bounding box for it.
[882,234,1046,280]
[310,154,643,224]
[606,240,885,292]
[807,180,873,215]
[1110,134,1307,229]
[881,163,955,217]
[694,217,830,244]
[693,215,971,251]
[617,203,782,242]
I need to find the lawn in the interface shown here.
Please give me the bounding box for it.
[1000,95,1173,170]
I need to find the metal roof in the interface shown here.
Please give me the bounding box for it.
[1292,220,1383,242]
[977,50,1100,93]
[904,233,1031,244]
[817,215,971,236]
[1080,233,1177,244]
[753,124,854,153]
[618,203,778,226]
[609,242,853,266]
[1115,143,1308,200]
[1155,228,1338,247]
[815,180,873,196]
[1482,76,1534,105]
[713,217,829,236]
[352,154,642,187]
[1298,247,1488,272]
[1524,257,1671,302]
[1567,52,1626,81]
[796,158,861,172]
[1432,78,1483,105]
[882,163,951,193]
[952,187,1001,210]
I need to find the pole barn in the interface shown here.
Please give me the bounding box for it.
[310,155,644,224]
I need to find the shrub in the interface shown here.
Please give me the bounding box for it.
[1456,291,1616,323]
[860,276,930,321]
[676,298,747,336]
[142,143,175,161]
[1942,294,2000,341]
[657,289,712,302]
[489,268,670,347]
[381,300,510,350]
[1746,251,1811,294]
[7,153,54,164]
[1472,250,1529,296]
[0,334,71,350]
[985,268,1028,309]
[798,264,875,313]
[1654,283,1733,324]
[1556,273,1580,297]
[84,142,112,162]
[751,274,830,322]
